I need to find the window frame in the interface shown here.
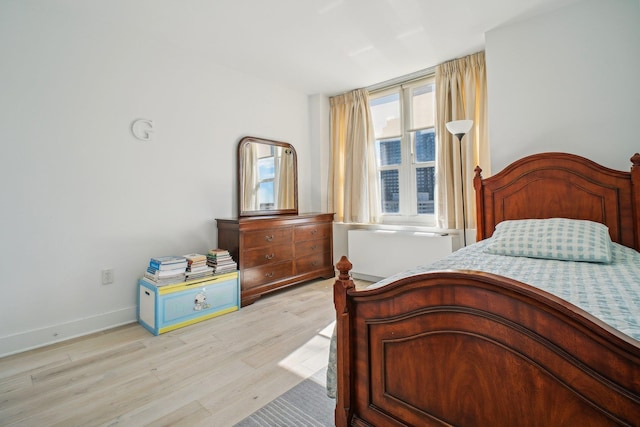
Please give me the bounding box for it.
[370,75,437,226]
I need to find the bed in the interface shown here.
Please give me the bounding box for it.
[331,152,640,426]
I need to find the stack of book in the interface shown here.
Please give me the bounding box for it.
[207,248,237,274]
[144,256,187,286]
[183,253,214,281]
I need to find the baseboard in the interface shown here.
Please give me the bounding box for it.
[0,306,137,358]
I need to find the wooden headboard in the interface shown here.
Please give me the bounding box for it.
[473,152,640,251]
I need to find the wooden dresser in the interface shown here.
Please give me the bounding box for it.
[216,213,334,306]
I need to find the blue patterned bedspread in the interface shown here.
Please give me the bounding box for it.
[326,239,640,398]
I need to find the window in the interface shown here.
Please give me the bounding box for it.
[370,77,436,224]
[256,144,276,210]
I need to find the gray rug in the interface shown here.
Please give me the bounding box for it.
[234,367,334,427]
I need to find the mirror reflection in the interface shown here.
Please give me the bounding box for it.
[238,137,298,216]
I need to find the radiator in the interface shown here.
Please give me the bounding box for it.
[347,229,453,281]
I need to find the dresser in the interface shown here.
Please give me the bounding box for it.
[216,213,334,306]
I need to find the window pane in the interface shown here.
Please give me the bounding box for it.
[411,84,435,129]
[415,129,435,162]
[258,181,274,210]
[258,157,275,179]
[380,170,399,213]
[416,166,435,214]
[376,138,401,166]
[370,92,400,139]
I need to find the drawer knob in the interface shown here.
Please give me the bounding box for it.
[311,245,319,250]
[265,253,275,260]
[311,261,318,266]
[311,229,318,234]
[265,272,275,278]
[265,235,274,242]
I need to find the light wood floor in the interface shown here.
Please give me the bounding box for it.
[0,277,370,427]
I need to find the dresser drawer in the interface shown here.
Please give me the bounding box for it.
[295,239,329,258]
[242,261,294,290]
[294,223,331,242]
[244,227,293,248]
[295,251,332,273]
[243,243,293,268]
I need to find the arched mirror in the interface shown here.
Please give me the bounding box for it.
[238,136,298,217]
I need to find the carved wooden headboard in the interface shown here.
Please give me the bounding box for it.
[473,152,640,251]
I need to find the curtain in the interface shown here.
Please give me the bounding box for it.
[242,142,260,211]
[275,147,295,208]
[435,51,490,234]
[328,89,380,223]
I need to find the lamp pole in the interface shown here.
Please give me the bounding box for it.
[454,133,467,247]
[445,120,473,248]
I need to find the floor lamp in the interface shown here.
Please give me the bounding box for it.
[445,119,473,247]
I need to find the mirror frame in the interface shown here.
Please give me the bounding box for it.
[238,136,298,217]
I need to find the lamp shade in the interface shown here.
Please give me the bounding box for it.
[445,120,473,135]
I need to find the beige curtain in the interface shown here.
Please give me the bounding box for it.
[328,89,380,223]
[242,143,260,211]
[275,147,295,208]
[435,51,490,233]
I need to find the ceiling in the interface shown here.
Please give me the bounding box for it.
[68,0,581,95]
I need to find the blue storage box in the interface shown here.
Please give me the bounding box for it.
[137,271,240,335]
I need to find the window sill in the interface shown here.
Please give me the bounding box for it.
[333,221,454,235]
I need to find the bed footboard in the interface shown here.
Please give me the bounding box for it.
[333,256,640,427]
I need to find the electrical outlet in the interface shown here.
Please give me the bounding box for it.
[102,269,114,285]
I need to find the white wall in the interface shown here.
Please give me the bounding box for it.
[308,94,331,213]
[0,2,313,356]
[485,0,640,172]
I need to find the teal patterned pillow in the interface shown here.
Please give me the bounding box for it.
[485,218,612,263]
